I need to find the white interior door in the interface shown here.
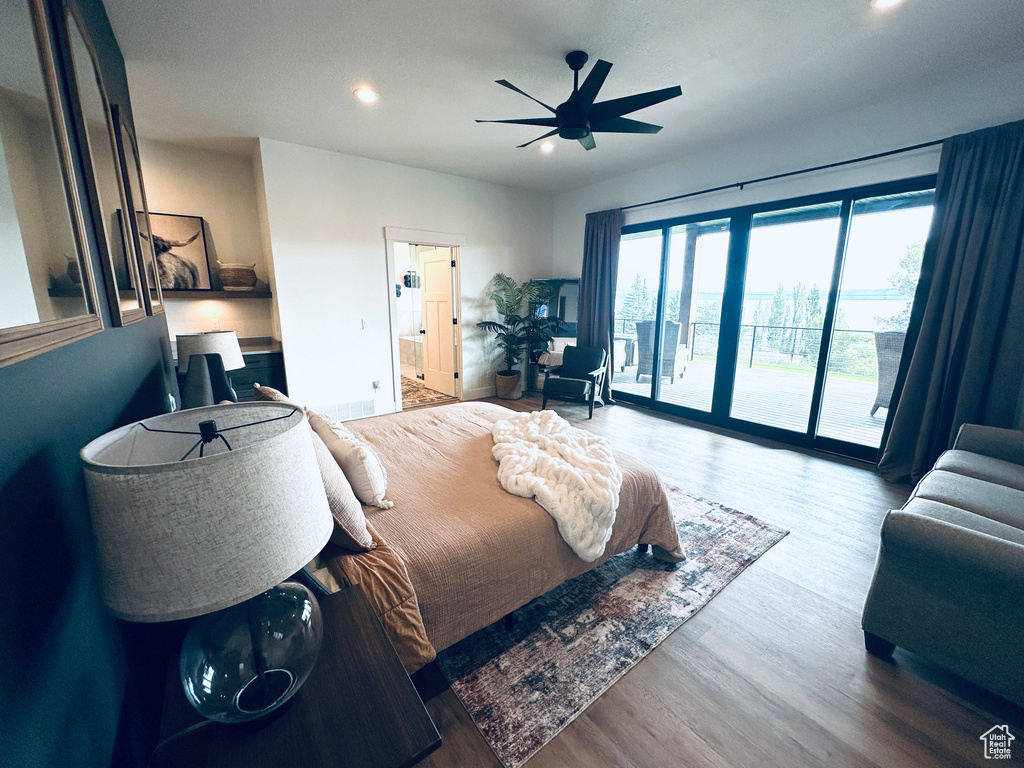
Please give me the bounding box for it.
[420,247,456,396]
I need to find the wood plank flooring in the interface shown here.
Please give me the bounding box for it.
[412,394,1023,768]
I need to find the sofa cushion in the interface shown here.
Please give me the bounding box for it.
[912,469,1024,531]
[934,449,1024,491]
[899,497,1024,548]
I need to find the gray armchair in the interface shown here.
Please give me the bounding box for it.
[861,423,1024,707]
[541,345,607,419]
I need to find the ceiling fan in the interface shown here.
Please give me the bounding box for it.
[477,50,682,151]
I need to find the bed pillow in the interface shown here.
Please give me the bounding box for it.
[309,427,375,551]
[307,411,394,509]
[253,383,299,407]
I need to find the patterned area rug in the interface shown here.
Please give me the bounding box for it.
[401,376,457,408]
[435,486,788,768]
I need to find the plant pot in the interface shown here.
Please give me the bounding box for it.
[495,370,522,400]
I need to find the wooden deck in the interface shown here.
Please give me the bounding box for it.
[612,358,887,447]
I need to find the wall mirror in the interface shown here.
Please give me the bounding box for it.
[0,0,102,367]
[61,0,145,325]
[113,105,163,315]
[534,279,579,337]
[556,280,579,334]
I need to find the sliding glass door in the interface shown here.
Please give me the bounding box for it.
[613,230,662,398]
[730,203,841,431]
[611,179,934,460]
[815,191,934,447]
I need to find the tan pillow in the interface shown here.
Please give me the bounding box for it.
[253,383,299,406]
[308,411,393,509]
[309,428,375,552]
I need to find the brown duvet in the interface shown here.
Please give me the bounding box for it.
[330,401,685,665]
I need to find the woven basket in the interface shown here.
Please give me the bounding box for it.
[495,371,522,400]
[217,260,258,291]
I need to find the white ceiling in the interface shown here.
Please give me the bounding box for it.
[103,0,1024,195]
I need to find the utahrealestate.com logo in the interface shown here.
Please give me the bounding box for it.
[980,725,1015,760]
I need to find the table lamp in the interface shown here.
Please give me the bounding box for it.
[176,331,246,408]
[81,402,333,723]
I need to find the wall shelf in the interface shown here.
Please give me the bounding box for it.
[50,285,272,299]
[162,288,272,299]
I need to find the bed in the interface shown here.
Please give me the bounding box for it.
[287,397,686,671]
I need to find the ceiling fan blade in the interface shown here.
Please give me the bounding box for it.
[590,116,663,134]
[574,59,612,112]
[517,128,560,149]
[589,85,682,125]
[496,79,556,113]
[578,133,596,151]
[476,117,559,127]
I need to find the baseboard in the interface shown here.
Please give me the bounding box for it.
[463,385,497,400]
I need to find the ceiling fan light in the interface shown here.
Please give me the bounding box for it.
[539,141,555,153]
[354,88,378,104]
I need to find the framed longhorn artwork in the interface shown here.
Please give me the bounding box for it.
[139,212,213,290]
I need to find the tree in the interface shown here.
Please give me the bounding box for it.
[875,241,924,331]
[667,290,681,323]
[807,284,824,327]
[695,299,722,325]
[788,282,807,358]
[798,283,825,363]
[767,282,789,350]
[752,300,769,328]
[619,274,654,331]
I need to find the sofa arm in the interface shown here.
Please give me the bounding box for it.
[881,509,1024,585]
[953,424,1024,466]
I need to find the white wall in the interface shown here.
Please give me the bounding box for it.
[256,137,553,412]
[138,138,274,340]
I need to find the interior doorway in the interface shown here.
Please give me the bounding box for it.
[392,241,460,410]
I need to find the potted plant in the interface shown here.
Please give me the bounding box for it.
[478,274,560,399]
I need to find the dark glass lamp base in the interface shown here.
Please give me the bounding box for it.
[180,581,323,724]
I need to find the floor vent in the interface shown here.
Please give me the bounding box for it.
[309,400,375,421]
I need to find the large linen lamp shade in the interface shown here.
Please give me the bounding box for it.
[176,330,245,374]
[81,402,333,622]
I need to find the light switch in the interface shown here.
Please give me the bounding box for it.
[361,319,370,330]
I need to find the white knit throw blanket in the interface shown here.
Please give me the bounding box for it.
[491,409,623,562]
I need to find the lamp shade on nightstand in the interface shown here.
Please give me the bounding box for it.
[176,331,245,374]
[81,402,332,622]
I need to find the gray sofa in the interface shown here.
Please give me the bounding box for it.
[862,424,1024,707]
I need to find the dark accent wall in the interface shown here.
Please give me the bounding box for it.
[0,1,177,767]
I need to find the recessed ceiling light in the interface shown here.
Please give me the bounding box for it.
[872,0,905,9]
[539,141,555,153]
[354,88,378,104]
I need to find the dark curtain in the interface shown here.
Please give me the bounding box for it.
[878,119,1024,482]
[577,208,622,402]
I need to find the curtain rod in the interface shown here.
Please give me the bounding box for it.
[619,138,944,212]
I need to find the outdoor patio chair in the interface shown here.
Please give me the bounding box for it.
[542,345,607,419]
[635,321,683,383]
[871,331,906,416]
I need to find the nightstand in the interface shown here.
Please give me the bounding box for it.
[151,584,441,768]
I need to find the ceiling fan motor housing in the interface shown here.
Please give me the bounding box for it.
[556,100,590,139]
